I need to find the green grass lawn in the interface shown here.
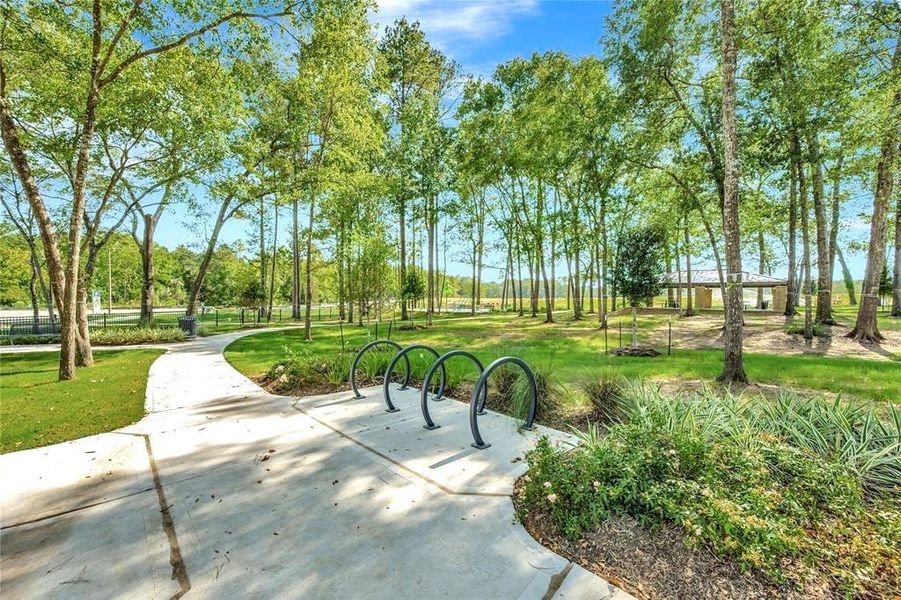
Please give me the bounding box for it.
[225,313,900,403]
[0,349,164,453]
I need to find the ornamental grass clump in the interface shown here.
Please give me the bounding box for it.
[520,382,901,596]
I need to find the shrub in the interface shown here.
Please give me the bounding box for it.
[266,347,353,392]
[579,373,625,425]
[784,322,829,338]
[0,334,60,346]
[91,326,186,345]
[482,363,564,424]
[520,384,901,595]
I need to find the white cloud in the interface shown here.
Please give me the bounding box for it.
[371,0,538,51]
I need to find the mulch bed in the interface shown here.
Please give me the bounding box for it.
[611,346,662,357]
[513,480,816,600]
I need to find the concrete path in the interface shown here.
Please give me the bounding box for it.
[1,331,632,599]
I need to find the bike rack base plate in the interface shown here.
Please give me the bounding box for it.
[385,407,401,413]
[423,423,441,430]
[471,442,492,450]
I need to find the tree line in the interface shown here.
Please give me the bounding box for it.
[1,0,898,381]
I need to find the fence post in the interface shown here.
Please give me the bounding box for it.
[319,306,322,321]
[103,313,107,328]
[619,320,622,348]
[216,308,219,326]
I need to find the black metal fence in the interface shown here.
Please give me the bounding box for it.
[0,311,186,337]
[0,305,341,338]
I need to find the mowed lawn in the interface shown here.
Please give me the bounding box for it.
[0,349,163,453]
[225,313,900,403]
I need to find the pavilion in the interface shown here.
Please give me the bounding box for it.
[661,269,789,312]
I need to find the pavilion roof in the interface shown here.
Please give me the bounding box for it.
[662,270,787,288]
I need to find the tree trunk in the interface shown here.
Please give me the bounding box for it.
[785,159,798,316]
[665,242,674,306]
[292,197,300,319]
[540,244,554,324]
[28,254,40,331]
[267,203,278,323]
[470,244,477,316]
[74,275,93,367]
[1,92,71,377]
[684,222,694,316]
[516,245,524,316]
[427,195,435,326]
[398,193,408,321]
[139,213,156,323]
[808,132,834,324]
[892,177,901,317]
[798,153,814,341]
[716,0,747,383]
[828,150,843,289]
[674,238,683,309]
[186,196,234,317]
[572,248,583,320]
[631,305,638,349]
[757,230,765,308]
[304,190,316,341]
[337,227,346,321]
[258,196,267,321]
[600,202,608,325]
[836,245,857,306]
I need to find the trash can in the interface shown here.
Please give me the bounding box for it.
[761,300,769,310]
[178,315,198,338]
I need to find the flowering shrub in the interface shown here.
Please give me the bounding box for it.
[519,386,901,596]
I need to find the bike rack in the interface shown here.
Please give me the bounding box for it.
[382,344,447,413]
[420,350,488,430]
[349,339,410,399]
[469,356,537,450]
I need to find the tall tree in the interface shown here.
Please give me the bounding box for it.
[717,0,747,383]
[0,1,294,379]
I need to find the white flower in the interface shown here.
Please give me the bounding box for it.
[524,475,531,482]
[543,481,552,489]
[547,494,557,503]
[592,480,601,489]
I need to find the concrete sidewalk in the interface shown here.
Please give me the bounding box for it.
[0,330,632,599]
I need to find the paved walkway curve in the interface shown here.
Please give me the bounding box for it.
[1,331,631,599]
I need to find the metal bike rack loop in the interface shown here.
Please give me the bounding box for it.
[382,345,447,413]
[469,356,538,450]
[349,339,410,399]
[420,350,488,430]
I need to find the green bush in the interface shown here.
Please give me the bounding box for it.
[520,384,901,595]
[266,347,353,392]
[579,373,625,425]
[91,326,186,345]
[0,334,60,346]
[784,322,829,338]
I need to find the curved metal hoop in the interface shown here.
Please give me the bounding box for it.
[383,345,447,413]
[349,339,410,399]
[469,357,537,450]
[420,350,488,430]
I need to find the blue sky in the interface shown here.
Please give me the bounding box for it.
[371,0,612,77]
